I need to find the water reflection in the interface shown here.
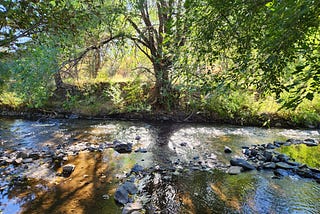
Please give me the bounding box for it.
[0,118,319,213]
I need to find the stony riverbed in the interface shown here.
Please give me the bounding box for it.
[1,118,320,213]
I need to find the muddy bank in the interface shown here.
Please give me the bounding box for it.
[0,104,310,129]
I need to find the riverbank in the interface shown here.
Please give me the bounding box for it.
[0,103,312,129]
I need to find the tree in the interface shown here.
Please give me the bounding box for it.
[123,0,186,109]
[56,0,186,109]
[185,0,320,107]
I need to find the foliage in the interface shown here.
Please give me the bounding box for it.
[0,0,113,50]
[105,83,125,111]
[0,91,23,107]
[7,43,59,107]
[123,79,151,112]
[185,0,320,107]
[278,144,320,169]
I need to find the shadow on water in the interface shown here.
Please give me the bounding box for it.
[22,151,122,214]
[1,118,320,213]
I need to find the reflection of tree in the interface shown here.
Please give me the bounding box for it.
[176,170,257,213]
[149,122,178,166]
[141,122,181,212]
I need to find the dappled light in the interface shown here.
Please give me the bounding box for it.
[1,1,320,212]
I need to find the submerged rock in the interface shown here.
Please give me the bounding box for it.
[134,148,147,153]
[274,169,295,177]
[114,181,138,205]
[227,166,242,175]
[62,164,75,177]
[131,164,144,174]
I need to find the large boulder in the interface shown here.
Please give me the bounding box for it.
[230,158,255,170]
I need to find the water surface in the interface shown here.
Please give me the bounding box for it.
[0,118,319,213]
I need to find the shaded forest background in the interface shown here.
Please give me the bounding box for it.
[0,0,320,127]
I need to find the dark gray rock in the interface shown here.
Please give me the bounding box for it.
[13,158,23,165]
[123,181,138,195]
[180,142,187,147]
[263,151,273,162]
[29,152,40,160]
[287,139,303,145]
[22,158,33,164]
[224,146,232,153]
[263,162,276,169]
[114,181,137,205]
[242,149,250,156]
[274,141,286,145]
[266,143,276,149]
[134,148,147,153]
[285,161,301,166]
[296,168,314,178]
[114,143,133,154]
[277,154,290,162]
[114,185,129,205]
[303,139,318,147]
[135,136,141,141]
[131,164,144,174]
[313,173,320,180]
[16,151,28,159]
[274,169,295,177]
[230,158,255,170]
[62,164,75,177]
[250,149,258,157]
[276,162,295,170]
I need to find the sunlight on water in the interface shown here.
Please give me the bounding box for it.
[0,118,319,213]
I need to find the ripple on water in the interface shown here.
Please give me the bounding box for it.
[245,174,320,214]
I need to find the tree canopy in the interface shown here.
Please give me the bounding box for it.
[1,0,320,110]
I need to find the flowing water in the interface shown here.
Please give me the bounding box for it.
[0,118,320,213]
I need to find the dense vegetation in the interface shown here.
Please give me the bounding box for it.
[0,0,320,127]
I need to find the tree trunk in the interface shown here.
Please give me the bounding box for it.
[54,71,64,89]
[151,59,173,110]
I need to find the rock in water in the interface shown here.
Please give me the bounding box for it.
[227,166,242,175]
[114,181,138,205]
[62,164,75,177]
[230,158,255,170]
[123,181,138,195]
[303,139,318,147]
[131,164,144,174]
[275,162,295,170]
[224,146,232,153]
[114,185,129,205]
[113,141,133,153]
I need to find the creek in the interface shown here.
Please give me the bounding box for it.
[0,118,320,214]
